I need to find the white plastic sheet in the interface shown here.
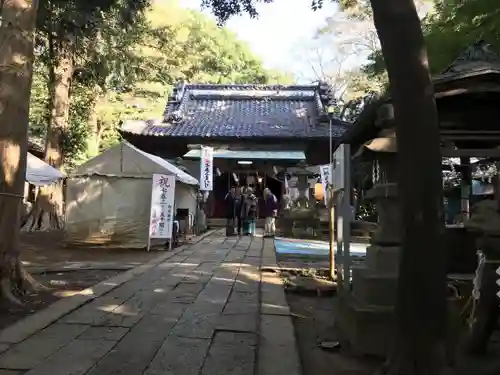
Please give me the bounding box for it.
[26,152,64,186]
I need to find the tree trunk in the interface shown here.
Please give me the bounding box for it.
[45,38,74,170]
[368,0,447,374]
[87,86,105,158]
[0,0,39,303]
[24,35,74,231]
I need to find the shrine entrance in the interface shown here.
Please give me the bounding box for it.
[209,171,283,218]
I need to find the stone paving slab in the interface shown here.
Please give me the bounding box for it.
[0,230,302,375]
[200,332,256,375]
[0,229,217,346]
[144,336,211,375]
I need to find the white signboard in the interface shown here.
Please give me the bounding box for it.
[149,174,176,239]
[319,164,332,205]
[332,144,348,191]
[200,146,214,191]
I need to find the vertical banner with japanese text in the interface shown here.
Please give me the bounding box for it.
[319,164,332,205]
[200,146,213,191]
[149,174,176,239]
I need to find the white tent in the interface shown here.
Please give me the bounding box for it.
[26,152,64,186]
[65,142,199,248]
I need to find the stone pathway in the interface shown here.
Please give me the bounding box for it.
[0,230,301,375]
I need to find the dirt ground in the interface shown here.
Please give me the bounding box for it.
[21,231,161,267]
[285,277,381,375]
[284,271,500,375]
[0,231,165,331]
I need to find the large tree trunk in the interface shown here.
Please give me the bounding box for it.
[24,35,74,231]
[369,0,447,374]
[0,0,40,303]
[87,86,105,158]
[46,38,74,170]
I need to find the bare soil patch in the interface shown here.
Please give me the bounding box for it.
[20,231,161,267]
[287,293,380,375]
[0,231,162,331]
[284,272,500,375]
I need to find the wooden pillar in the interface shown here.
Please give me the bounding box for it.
[460,157,471,222]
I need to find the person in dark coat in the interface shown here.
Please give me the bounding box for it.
[224,187,236,236]
[235,188,246,236]
[263,188,278,237]
[244,188,258,236]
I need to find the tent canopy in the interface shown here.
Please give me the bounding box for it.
[71,141,198,185]
[26,152,64,186]
[65,142,198,248]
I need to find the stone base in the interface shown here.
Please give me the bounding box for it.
[334,291,394,357]
[364,245,401,273]
[351,267,398,307]
[350,244,400,307]
[335,243,401,356]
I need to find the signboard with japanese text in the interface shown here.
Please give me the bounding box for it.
[319,164,332,205]
[149,174,176,239]
[200,146,213,191]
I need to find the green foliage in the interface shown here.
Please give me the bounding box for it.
[201,0,274,24]
[360,0,500,77]
[424,0,500,73]
[65,86,94,167]
[29,0,291,167]
[28,63,50,137]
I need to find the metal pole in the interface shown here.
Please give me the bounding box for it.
[195,191,201,235]
[328,117,335,280]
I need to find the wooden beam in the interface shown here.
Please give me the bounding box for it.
[441,148,500,157]
[435,85,500,98]
[440,130,500,135]
[441,135,500,141]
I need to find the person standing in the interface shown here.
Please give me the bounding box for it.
[245,188,258,236]
[224,187,236,236]
[235,188,246,236]
[263,188,278,237]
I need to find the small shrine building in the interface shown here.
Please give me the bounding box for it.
[120,83,349,218]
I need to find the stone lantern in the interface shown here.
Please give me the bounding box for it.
[335,103,401,356]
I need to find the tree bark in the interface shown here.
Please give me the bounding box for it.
[368,0,447,374]
[24,29,74,231]
[0,0,39,303]
[45,37,74,170]
[87,86,105,158]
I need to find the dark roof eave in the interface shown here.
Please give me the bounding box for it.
[118,129,344,143]
[433,68,500,85]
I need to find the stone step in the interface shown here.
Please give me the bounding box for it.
[364,245,400,273]
[334,291,394,357]
[351,267,398,307]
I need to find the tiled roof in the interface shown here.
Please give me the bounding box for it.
[120,83,350,139]
[435,40,500,83]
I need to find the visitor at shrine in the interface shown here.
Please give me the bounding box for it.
[263,188,278,237]
[245,188,258,236]
[224,187,236,236]
[235,188,246,235]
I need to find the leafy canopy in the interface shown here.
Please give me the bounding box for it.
[29,0,293,167]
